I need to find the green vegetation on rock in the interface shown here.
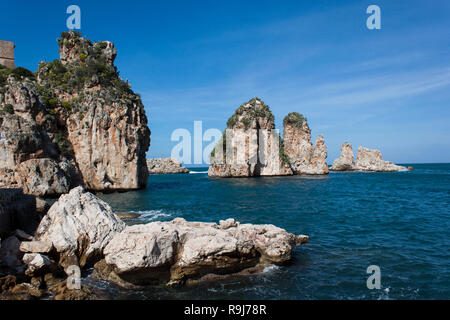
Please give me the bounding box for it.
[1,104,14,114]
[0,66,35,87]
[283,112,307,128]
[278,136,290,165]
[226,97,275,130]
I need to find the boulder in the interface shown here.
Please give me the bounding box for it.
[17,158,71,197]
[33,187,125,268]
[19,240,52,254]
[0,236,23,271]
[101,217,308,286]
[22,253,52,276]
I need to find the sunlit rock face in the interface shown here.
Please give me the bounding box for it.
[147,158,189,174]
[330,142,354,171]
[330,143,408,172]
[208,98,292,178]
[0,31,150,195]
[283,112,328,175]
[101,217,309,286]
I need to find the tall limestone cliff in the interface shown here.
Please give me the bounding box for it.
[0,31,150,196]
[208,98,292,177]
[283,112,328,175]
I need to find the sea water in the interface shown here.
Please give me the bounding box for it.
[96,163,450,300]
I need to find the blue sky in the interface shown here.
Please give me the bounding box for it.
[2,0,449,164]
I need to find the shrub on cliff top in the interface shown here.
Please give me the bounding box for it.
[227,97,274,129]
[39,33,135,101]
[0,67,35,87]
[283,112,307,128]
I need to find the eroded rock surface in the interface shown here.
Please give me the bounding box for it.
[209,98,292,177]
[283,112,328,175]
[330,143,408,172]
[330,142,354,171]
[0,31,151,195]
[147,158,189,174]
[32,186,125,268]
[101,217,308,286]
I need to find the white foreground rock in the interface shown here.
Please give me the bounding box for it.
[31,187,125,267]
[102,217,308,286]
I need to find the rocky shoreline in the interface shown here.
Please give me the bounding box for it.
[0,187,308,299]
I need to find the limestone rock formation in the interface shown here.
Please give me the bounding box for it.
[101,217,308,286]
[147,158,189,174]
[0,31,151,195]
[17,158,71,196]
[283,112,328,175]
[354,147,408,172]
[330,143,408,172]
[330,142,354,171]
[31,187,125,268]
[209,98,292,177]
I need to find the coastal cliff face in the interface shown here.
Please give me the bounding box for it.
[208,98,292,177]
[0,31,150,195]
[330,143,408,172]
[147,158,189,174]
[283,112,328,175]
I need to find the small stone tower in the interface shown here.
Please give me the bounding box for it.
[0,40,15,69]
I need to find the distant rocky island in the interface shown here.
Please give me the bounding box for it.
[330,142,412,172]
[208,98,328,177]
[147,158,189,174]
[208,98,409,177]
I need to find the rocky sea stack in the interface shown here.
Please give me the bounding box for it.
[0,31,150,196]
[330,143,409,172]
[208,98,292,177]
[147,158,189,174]
[283,112,328,175]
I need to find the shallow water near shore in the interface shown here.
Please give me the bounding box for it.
[96,163,450,300]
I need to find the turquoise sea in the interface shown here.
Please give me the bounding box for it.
[95,163,450,300]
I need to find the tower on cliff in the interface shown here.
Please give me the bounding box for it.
[0,40,15,69]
